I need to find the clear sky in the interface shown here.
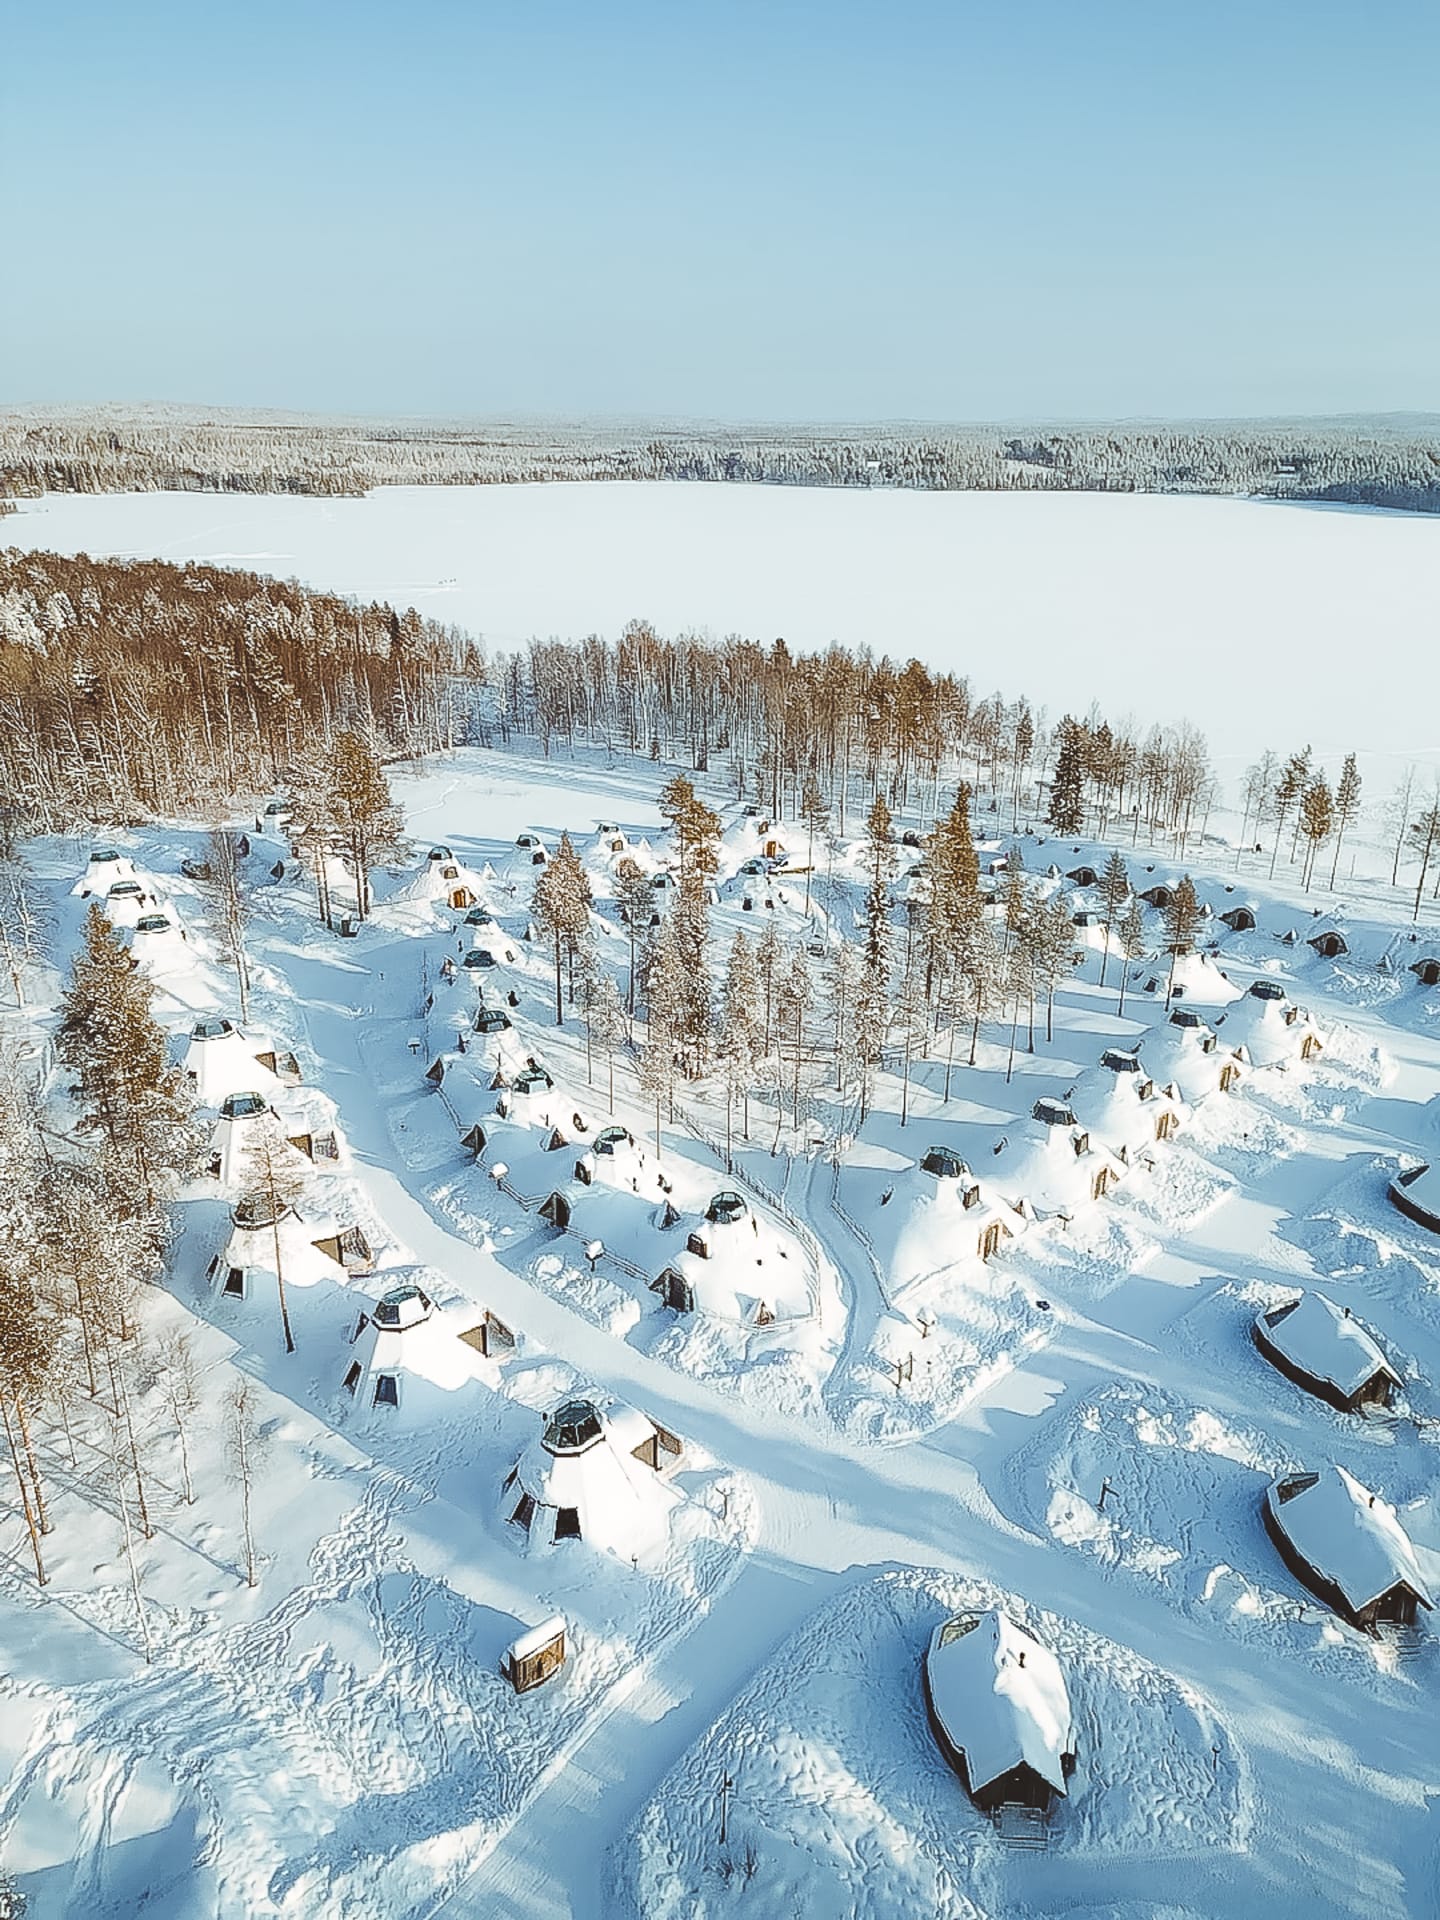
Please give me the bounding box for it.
[4,0,1435,421]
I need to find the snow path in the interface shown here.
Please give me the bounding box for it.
[261,928,1438,1917]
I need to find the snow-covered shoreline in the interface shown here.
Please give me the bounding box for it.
[9,482,1440,786]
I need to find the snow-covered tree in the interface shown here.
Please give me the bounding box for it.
[56,904,198,1207]
[584,970,628,1107]
[1329,754,1362,888]
[0,849,50,1008]
[227,1375,268,1588]
[1163,875,1200,1007]
[1116,896,1147,1016]
[1097,849,1129,990]
[1046,718,1085,835]
[241,1115,308,1355]
[717,931,764,1157]
[200,829,252,1020]
[154,1326,201,1506]
[1407,791,1440,924]
[1298,776,1334,891]
[613,856,653,1017]
[777,948,814,1132]
[306,729,403,921]
[531,830,593,1024]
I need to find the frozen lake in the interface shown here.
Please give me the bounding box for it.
[11,482,1438,790]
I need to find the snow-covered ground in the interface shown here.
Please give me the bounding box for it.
[11,483,1440,787]
[7,474,1440,1915]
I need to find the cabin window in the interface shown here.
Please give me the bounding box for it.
[981,1221,1005,1261]
[510,1493,536,1531]
[554,1506,582,1540]
[342,1362,362,1395]
[372,1374,398,1408]
[223,1267,245,1297]
[755,1301,775,1327]
[686,1231,709,1258]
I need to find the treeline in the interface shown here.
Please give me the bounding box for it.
[2,408,1438,512]
[500,626,1214,849]
[0,547,482,827]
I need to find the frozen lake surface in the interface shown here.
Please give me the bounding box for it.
[11,482,1438,786]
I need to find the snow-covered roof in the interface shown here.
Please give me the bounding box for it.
[72,848,143,897]
[505,1396,682,1560]
[1163,951,1242,1007]
[184,1019,283,1107]
[867,1151,1021,1289]
[1067,1053,1186,1160]
[1220,982,1321,1067]
[389,851,491,910]
[1266,1467,1432,1615]
[1389,1161,1440,1232]
[660,1188,812,1324]
[1140,1010,1238,1105]
[340,1280,493,1410]
[987,1099,1125,1220]
[925,1611,1073,1798]
[1256,1292,1399,1400]
[207,1200,362,1298]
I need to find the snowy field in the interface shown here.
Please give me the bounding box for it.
[10,482,1440,789]
[3,740,1440,1917]
[7,468,1440,1916]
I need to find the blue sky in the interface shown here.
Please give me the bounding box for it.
[4,0,1435,420]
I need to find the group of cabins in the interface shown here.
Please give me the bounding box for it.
[418,871,817,1332]
[72,847,193,972]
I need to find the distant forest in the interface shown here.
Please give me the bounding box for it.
[2,407,1438,512]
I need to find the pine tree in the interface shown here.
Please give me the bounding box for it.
[1270,746,1311,877]
[585,971,628,1108]
[1329,754,1362,888]
[241,1114,309,1355]
[718,931,764,1158]
[200,829,252,1019]
[1162,874,1200,1007]
[1298,776,1335,891]
[777,948,813,1131]
[755,919,783,1054]
[857,794,896,1117]
[1034,891,1078,1044]
[56,904,197,1207]
[531,830,593,1023]
[320,729,402,920]
[1116,896,1147,1017]
[613,856,653,1017]
[800,774,829,915]
[825,939,861,1097]
[1046,719,1086,835]
[1097,849,1129,989]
